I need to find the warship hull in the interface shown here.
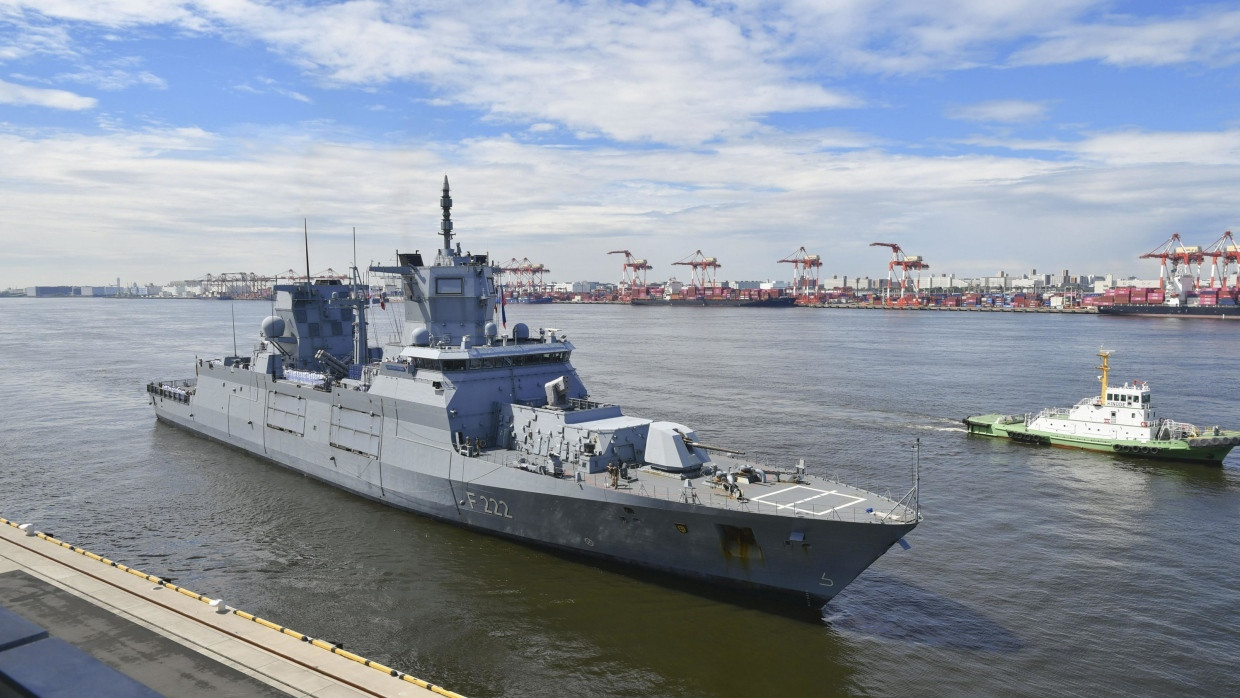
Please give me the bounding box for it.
[146,177,918,611]
[963,414,1238,464]
[150,366,914,606]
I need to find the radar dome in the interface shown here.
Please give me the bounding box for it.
[411,327,431,346]
[484,321,498,339]
[261,316,286,339]
[513,323,530,340]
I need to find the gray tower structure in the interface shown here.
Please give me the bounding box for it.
[372,177,501,349]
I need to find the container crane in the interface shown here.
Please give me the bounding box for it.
[869,242,929,305]
[672,251,721,294]
[607,250,653,290]
[497,257,550,297]
[1203,231,1239,292]
[1139,233,1203,293]
[778,248,822,297]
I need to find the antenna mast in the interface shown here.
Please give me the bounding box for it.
[304,219,311,287]
[440,176,453,254]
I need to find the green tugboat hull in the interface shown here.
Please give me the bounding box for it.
[963,414,1239,464]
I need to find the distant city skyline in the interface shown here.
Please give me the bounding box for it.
[4,2,1240,288]
[8,264,1173,294]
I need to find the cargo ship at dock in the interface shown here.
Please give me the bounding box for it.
[1095,286,1240,319]
[621,249,798,308]
[1097,304,1240,318]
[630,294,796,308]
[1096,232,1240,318]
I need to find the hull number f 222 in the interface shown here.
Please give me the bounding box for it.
[465,491,513,518]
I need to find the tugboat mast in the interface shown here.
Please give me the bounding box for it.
[1096,348,1113,404]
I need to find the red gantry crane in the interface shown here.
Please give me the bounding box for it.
[1203,231,1239,292]
[778,247,822,297]
[869,242,929,305]
[1139,233,1203,293]
[607,250,653,291]
[672,250,722,296]
[497,257,551,297]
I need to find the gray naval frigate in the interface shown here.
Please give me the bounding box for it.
[148,178,920,609]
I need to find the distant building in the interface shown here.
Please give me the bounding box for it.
[25,286,79,297]
[552,281,599,293]
[925,274,963,291]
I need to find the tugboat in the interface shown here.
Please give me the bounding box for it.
[964,349,1240,464]
[147,177,920,610]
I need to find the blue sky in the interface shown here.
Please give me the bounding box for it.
[4,1,1240,288]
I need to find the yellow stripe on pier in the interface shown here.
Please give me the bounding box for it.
[0,516,465,698]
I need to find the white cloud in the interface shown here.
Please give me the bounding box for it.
[0,77,95,109]
[960,128,1240,167]
[1012,8,1240,67]
[7,1,1240,146]
[1,0,210,31]
[730,0,1107,74]
[946,100,1050,123]
[56,67,166,91]
[199,0,858,144]
[1070,130,1240,166]
[4,122,1239,288]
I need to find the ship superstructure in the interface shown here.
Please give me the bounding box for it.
[964,350,1240,463]
[148,177,919,609]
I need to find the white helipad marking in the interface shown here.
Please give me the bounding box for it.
[749,485,867,516]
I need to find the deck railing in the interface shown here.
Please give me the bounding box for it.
[479,451,916,524]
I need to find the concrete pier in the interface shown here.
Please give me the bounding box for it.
[0,518,462,697]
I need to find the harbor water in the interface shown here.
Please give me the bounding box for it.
[1,298,1238,697]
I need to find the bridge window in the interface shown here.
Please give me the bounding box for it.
[436,277,464,294]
